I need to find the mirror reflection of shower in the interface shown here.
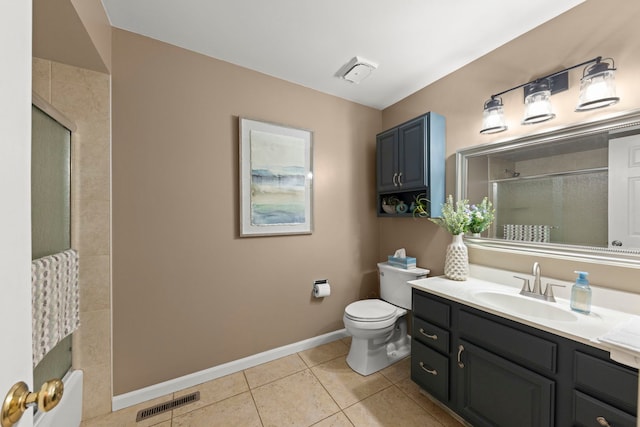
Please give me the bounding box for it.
[31,94,76,394]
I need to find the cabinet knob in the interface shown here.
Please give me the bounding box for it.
[397,172,403,186]
[596,416,612,427]
[392,173,398,186]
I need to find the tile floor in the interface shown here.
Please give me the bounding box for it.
[81,338,466,427]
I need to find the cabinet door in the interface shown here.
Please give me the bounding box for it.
[376,128,398,192]
[457,340,555,427]
[398,117,427,190]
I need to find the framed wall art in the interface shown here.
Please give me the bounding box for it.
[239,118,313,237]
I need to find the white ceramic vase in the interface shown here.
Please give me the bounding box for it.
[445,233,468,281]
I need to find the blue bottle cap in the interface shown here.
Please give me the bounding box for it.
[574,271,589,285]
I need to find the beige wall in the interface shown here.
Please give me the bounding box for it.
[111,29,382,394]
[70,0,112,71]
[32,58,112,419]
[380,0,640,291]
[33,0,110,73]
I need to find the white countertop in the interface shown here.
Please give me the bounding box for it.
[409,265,640,369]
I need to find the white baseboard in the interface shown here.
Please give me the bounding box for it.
[112,328,349,411]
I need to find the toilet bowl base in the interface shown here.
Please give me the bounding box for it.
[345,319,410,376]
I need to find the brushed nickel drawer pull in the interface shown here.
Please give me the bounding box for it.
[419,362,437,376]
[419,328,438,340]
[596,416,612,427]
[457,344,465,368]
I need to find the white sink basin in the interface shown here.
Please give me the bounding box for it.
[472,290,580,322]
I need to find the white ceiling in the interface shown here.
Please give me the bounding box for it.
[101,0,584,110]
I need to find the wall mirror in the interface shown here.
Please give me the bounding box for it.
[457,110,640,267]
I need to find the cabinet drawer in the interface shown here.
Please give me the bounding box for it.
[411,339,449,403]
[574,351,638,414]
[574,390,637,427]
[413,317,449,354]
[413,290,450,328]
[459,310,557,375]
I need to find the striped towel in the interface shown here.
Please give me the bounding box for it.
[503,224,551,243]
[32,249,79,366]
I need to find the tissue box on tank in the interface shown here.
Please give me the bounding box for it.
[387,256,416,269]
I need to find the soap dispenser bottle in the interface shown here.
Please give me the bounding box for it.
[570,271,591,314]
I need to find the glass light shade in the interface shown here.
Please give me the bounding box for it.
[522,84,555,125]
[576,63,619,111]
[480,97,507,134]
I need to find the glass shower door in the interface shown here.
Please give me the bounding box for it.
[31,104,73,391]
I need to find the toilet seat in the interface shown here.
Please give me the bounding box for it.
[344,299,398,322]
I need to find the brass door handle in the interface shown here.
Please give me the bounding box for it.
[2,379,64,427]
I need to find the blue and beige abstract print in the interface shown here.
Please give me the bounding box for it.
[250,130,306,225]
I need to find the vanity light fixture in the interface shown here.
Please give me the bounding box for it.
[575,58,619,111]
[522,80,555,125]
[480,56,619,134]
[480,97,508,134]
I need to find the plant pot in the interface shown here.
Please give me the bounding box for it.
[445,234,468,281]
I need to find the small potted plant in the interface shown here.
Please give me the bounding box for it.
[412,193,430,218]
[467,197,495,237]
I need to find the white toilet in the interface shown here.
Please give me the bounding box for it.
[343,262,429,375]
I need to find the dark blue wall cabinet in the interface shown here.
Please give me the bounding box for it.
[411,288,638,427]
[376,112,445,217]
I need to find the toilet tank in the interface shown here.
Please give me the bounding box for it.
[377,262,429,309]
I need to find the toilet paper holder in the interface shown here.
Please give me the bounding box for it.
[313,279,331,298]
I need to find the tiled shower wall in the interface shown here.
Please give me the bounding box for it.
[33,57,111,420]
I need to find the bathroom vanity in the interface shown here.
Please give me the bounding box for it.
[410,271,639,427]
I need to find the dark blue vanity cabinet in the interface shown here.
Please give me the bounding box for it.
[376,112,445,217]
[411,288,639,427]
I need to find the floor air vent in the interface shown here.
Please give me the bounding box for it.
[136,391,200,422]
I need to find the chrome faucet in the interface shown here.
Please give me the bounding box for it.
[514,262,565,302]
[532,262,542,294]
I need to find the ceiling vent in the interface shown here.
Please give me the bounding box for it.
[338,56,378,84]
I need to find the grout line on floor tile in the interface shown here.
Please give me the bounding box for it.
[246,364,310,390]
[378,355,410,384]
[311,410,353,427]
[297,351,313,369]
[243,353,310,389]
[297,351,351,369]
[400,383,467,427]
[244,371,266,427]
[307,365,344,412]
